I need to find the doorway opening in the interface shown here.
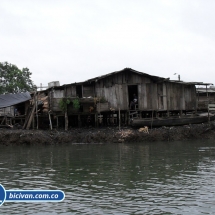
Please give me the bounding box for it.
[76,85,82,98]
[128,85,138,108]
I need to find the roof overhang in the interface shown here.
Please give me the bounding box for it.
[0,92,31,108]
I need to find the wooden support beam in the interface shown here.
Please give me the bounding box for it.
[78,114,81,127]
[151,110,154,129]
[56,116,59,129]
[1,116,6,125]
[118,107,121,130]
[49,111,53,130]
[26,103,36,130]
[95,112,98,127]
[36,92,39,129]
[23,106,31,129]
[65,111,68,131]
[32,115,35,129]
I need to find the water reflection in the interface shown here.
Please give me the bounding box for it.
[0,140,215,214]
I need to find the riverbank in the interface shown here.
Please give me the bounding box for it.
[1,122,215,145]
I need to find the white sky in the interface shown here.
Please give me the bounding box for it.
[1,0,215,87]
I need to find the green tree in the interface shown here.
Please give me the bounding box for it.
[0,61,36,94]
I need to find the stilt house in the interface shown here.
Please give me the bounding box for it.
[40,68,212,129]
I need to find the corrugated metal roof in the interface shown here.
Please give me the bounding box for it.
[0,92,31,108]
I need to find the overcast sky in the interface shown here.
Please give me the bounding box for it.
[1,0,215,87]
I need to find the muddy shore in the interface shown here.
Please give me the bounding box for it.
[1,122,215,145]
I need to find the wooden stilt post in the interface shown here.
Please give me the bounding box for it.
[125,111,128,125]
[118,107,121,130]
[49,111,53,130]
[64,86,69,131]
[23,106,32,129]
[208,105,210,124]
[95,112,98,127]
[65,111,68,130]
[26,94,36,130]
[32,115,35,129]
[56,116,59,129]
[26,103,36,130]
[151,110,154,129]
[25,92,36,130]
[207,85,210,125]
[78,114,81,127]
[1,116,6,125]
[127,111,130,125]
[36,91,39,129]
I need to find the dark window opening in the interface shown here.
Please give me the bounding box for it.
[76,85,82,98]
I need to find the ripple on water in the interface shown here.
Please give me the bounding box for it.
[1,142,215,214]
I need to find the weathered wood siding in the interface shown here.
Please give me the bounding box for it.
[83,85,94,97]
[95,84,128,109]
[95,71,151,86]
[164,83,196,111]
[50,89,64,112]
[198,94,215,102]
[95,71,152,110]
[94,71,197,111]
[48,70,197,113]
[53,90,64,98]
[138,84,147,110]
[184,85,196,110]
[0,106,14,116]
[66,85,76,97]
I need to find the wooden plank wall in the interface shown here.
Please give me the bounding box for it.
[165,83,196,111]
[95,71,153,110]
[50,71,197,113]
[53,90,64,98]
[50,89,64,112]
[96,84,128,109]
[157,83,164,110]
[97,71,151,87]
[0,106,14,116]
[66,85,76,97]
[83,85,94,97]
[138,84,147,110]
[64,84,94,98]
[198,94,215,102]
[51,98,62,112]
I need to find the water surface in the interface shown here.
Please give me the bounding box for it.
[0,140,215,214]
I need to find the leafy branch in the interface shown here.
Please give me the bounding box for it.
[59,98,70,112]
[73,98,80,110]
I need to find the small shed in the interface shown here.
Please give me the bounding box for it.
[196,86,215,110]
[0,92,31,126]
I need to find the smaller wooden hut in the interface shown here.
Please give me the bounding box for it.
[196,86,215,110]
[0,92,31,127]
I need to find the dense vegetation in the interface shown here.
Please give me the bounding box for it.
[0,61,36,94]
